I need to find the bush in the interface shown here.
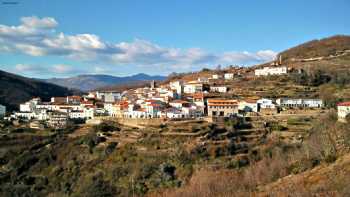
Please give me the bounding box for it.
[105,142,118,155]
[191,125,200,133]
[227,140,236,155]
[305,111,349,163]
[77,174,118,197]
[268,122,288,131]
[80,132,105,153]
[159,163,176,181]
[11,127,36,133]
[93,121,120,133]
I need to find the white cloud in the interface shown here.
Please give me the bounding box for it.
[220,50,277,64]
[2,16,278,75]
[52,64,73,73]
[21,16,57,29]
[15,64,43,72]
[14,64,78,76]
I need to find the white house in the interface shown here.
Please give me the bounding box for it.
[337,102,350,120]
[69,108,95,119]
[144,103,162,118]
[0,104,6,117]
[212,74,222,79]
[36,109,50,120]
[198,77,209,83]
[104,102,115,116]
[48,112,69,129]
[184,82,203,94]
[125,109,147,119]
[276,98,323,108]
[83,107,95,119]
[239,100,258,112]
[165,108,183,119]
[15,112,36,120]
[210,86,228,93]
[182,105,203,118]
[224,73,234,80]
[169,100,189,109]
[170,81,183,96]
[193,93,205,107]
[207,99,239,117]
[20,98,41,112]
[257,98,275,109]
[95,91,122,102]
[255,66,287,76]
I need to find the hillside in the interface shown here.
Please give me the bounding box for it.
[258,153,350,195]
[279,35,350,62]
[45,73,167,91]
[0,70,76,111]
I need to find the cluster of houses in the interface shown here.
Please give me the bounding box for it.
[4,70,328,128]
[2,65,350,127]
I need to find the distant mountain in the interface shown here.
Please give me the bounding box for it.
[0,70,76,111]
[44,73,167,91]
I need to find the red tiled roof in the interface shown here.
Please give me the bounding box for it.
[81,101,93,104]
[170,100,188,104]
[207,99,238,106]
[145,99,158,102]
[337,102,350,106]
[193,93,204,99]
[207,99,238,103]
[244,99,258,103]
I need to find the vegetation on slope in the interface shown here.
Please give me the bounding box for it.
[154,111,350,197]
[279,35,350,61]
[0,70,76,111]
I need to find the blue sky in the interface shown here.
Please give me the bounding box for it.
[0,0,349,78]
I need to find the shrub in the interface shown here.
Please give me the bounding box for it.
[105,142,118,155]
[77,173,118,197]
[93,121,120,133]
[191,125,200,133]
[80,132,105,153]
[268,122,288,131]
[160,163,176,181]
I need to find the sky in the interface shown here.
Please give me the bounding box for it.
[0,0,349,78]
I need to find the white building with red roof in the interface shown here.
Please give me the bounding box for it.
[337,102,350,120]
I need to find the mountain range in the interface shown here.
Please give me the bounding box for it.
[44,73,167,91]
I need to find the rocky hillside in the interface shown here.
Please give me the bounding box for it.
[0,70,76,111]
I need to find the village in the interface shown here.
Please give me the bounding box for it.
[2,61,349,130]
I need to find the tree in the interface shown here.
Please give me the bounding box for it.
[319,84,338,108]
[310,69,331,86]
